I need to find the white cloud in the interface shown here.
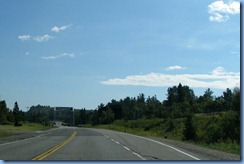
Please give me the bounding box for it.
[208,0,240,15]
[101,67,240,90]
[41,53,75,60]
[33,34,53,42]
[209,12,229,22]
[211,66,225,75]
[18,35,30,41]
[166,65,186,71]
[208,0,240,22]
[51,25,71,33]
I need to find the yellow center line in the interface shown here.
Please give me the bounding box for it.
[32,131,77,160]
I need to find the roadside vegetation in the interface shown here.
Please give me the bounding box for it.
[0,101,54,138]
[87,112,240,154]
[0,83,240,155]
[0,122,52,138]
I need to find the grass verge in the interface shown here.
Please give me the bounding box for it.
[85,123,240,155]
[0,122,52,138]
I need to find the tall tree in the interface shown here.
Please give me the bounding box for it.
[203,88,214,101]
[164,84,196,118]
[0,101,8,124]
[13,101,21,126]
[165,86,178,106]
[223,88,233,111]
[201,88,214,113]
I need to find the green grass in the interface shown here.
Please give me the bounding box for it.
[0,122,52,138]
[85,116,240,155]
[197,141,240,155]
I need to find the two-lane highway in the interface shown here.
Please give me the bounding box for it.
[43,128,144,160]
[0,126,220,160]
[0,127,75,160]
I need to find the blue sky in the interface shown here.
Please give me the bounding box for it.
[0,0,240,111]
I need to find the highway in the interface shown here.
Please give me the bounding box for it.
[0,126,236,160]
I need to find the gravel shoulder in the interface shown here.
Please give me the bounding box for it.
[149,136,240,160]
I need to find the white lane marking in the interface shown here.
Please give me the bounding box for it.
[123,146,146,160]
[123,146,131,151]
[102,133,146,160]
[133,152,146,160]
[117,132,201,160]
[103,135,119,144]
[0,134,46,146]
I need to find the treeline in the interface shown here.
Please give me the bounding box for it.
[0,101,25,126]
[0,83,240,144]
[90,83,240,124]
[87,83,240,144]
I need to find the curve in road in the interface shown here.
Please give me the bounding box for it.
[0,126,236,160]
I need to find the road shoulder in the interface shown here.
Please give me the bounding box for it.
[148,136,240,160]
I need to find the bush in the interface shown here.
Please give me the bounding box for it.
[14,122,22,126]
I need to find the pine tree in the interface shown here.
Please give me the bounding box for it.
[13,101,21,126]
[183,114,196,141]
[0,100,8,124]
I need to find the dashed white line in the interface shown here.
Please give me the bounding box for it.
[123,146,131,151]
[103,134,146,160]
[133,152,146,160]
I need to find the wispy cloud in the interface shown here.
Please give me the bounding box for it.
[18,34,53,42]
[18,35,31,41]
[208,0,240,22]
[33,34,53,42]
[41,53,75,60]
[101,67,240,90]
[166,65,186,71]
[51,24,71,33]
[18,25,71,43]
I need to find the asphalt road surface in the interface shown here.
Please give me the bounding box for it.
[0,126,238,160]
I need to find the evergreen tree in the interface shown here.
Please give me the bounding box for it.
[0,101,8,124]
[13,101,21,126]
[183,114,197,141]
[203,88,214,101]
[223,88,233,111]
